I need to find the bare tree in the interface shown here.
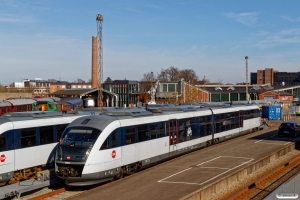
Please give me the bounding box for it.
[77,79,85,83]
[179,69,199,84]
[104,77,113,83]
[140,72,156,82]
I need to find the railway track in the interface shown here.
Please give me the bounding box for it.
[227,154,300,200]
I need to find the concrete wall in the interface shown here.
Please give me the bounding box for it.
[180,143,296,200]
[0,93,33,100]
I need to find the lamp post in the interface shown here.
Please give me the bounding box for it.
[245,56,249,102]
[150,72,153,103]
[189,80,190,102]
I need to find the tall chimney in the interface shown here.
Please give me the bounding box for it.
[91,36,98,88]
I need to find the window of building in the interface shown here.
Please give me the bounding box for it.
[168,84,176,92]
[62,85,66,88]
[78,86,81,88]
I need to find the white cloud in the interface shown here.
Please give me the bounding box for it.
[223,12,259,26]
[280,16,300,22]
[254,29,300,48]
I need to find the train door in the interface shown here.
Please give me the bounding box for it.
[238,110,244,128]
[168,119,178,154]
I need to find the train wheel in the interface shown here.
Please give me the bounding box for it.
[131,163,138,174]
[114,168,124,180]
[206,140,211,147]
[214,138,219,143]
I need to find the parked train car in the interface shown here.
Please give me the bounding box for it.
[58,98,83,112]
[55,103,261,186]
[33,98,58,112]
[0,111,92,185]
[0,101,11,116]
[6,99,36,113]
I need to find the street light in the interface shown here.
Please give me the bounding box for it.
[245,56,249,102]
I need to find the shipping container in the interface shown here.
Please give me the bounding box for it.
[261,105,281,120]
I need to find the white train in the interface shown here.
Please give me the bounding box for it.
[0,111,90,185]
[55,103,261,186]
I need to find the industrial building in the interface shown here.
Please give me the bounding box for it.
[251,68,300,86]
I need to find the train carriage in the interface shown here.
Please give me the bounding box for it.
[0,111,91,185]
[6,99,36,113]
[0,101,11,116]
[55,103,261,186]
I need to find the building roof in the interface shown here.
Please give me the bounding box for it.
[49,88,118,97]
[0,101,11,107]
[6,99,36,105]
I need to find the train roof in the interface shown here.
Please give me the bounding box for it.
[0,100,11,107]
[71,103,260,130]
[0,111,91,122]
[6,99,36,105]
[35,98,55,102]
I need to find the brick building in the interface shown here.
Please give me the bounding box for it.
[251,68,300,86]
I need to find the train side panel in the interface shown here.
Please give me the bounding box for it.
[14,143,57,170]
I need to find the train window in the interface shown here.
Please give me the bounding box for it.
[138,125,148,142]
[40,126,54,145]
[255,109,260,117]
[100,138,109,150]
[185,119,192,141]
[221,114,227,132]
[206,116,211,135]
[158,122,166,137]
[190,117,200,139]
[178,119,185,143]
[149,124,158,139]
[21,128,36,148]
[61,128,101,146]
[111,131,117,148]
[57,124,68,142]
[126,127,136,145]
[233,112,239,128]
[0,134,6,152]
[215,114,221,133]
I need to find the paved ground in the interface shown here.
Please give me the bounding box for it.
[70,118,300,200]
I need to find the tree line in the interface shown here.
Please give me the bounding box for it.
[104,66,211,84]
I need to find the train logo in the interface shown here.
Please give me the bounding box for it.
[112,150,116,158]
[0,154,6,162]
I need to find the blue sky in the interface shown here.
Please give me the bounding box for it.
[0,0,300,85]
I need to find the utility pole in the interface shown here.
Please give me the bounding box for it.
[245,56,249,102]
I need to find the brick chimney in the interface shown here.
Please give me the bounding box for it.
[91,36,98,88]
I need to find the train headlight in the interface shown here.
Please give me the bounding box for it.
[82,149,91,160]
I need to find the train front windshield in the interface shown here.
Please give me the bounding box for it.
[57,127,101,162]
[60,127,101,147]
